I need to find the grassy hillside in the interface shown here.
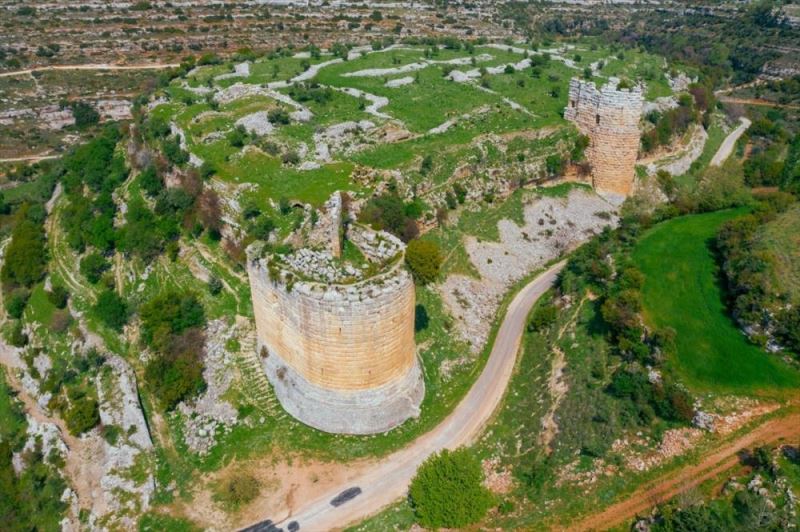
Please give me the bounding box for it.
[633,209,800,394]
[754,204,800,304]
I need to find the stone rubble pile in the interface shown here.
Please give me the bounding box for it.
[348,225,404,262]
[283,248,363,283]
[235,111,275,136]
[178,319,239,456]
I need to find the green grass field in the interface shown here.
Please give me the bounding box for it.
[633,209,800,394]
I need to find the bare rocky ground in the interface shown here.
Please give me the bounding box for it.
[440,188,618,352]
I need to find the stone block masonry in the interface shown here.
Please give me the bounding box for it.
[564,78,643,196]
[246,241,424,435]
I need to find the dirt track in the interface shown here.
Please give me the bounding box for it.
[0,62,180,78]
[566,412,800,531]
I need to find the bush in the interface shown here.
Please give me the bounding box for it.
[6,289,30,319]
[213,473,261,510]
[528,303,557,332]
[64,393,99,435]
[208,276,223,295]
[80,252,110,284]
[250,215,275,240]
[70,101,100,128]
[409,448,493,528]
[139,165,163,197]
[145,347,205,410]
[140,291,205,353]
[405,239,443,284]
[46,285,69,309]
[267,108,290,125]
[93,290,129,332]
[7,321,28,347]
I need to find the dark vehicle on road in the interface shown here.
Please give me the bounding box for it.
[330,487,362,507]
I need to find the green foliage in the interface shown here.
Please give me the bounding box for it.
[249,215,275,240]
[59,125,128,254]
[144,348,205,411]
[7,321,28,347]
[140,291,205,352]
[93,290,129,332]
[140,291,206,410]
[46,285,69,309]
[409,448,493,528]
[405,239,443,284]
[528,303,557,332]
[641,97,697,153]
[358,193,419,241]
[208,276,223,295]
[63,390,100,435]
[267,108,290,125]
[80,252,111,284]
[1,212,47,290]
[119,197,175,261]
[6,289,30,319]
[716,195,800,357]
[70,101,100,128]
[139,165,164,198]
[138,513,202,532]
[163,136,189,166]
[0,374,68,531]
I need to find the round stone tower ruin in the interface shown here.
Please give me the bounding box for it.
[246,193,424,434]
[564,78,643,197]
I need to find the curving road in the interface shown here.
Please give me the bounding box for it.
[241,260,566,532]
[710,116,751,167]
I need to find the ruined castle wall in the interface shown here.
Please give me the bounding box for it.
[247,259,416,392]
[565,78,643,196]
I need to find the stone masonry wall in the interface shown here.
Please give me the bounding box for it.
[564,78,643,196]
[247,256,416,392]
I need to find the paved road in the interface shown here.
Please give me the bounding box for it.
[241,260,566,531]
[0,62,180,78]
[710,116,751,167]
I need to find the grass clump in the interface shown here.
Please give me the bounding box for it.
[212,472,261,511]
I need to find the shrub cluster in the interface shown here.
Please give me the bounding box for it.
[140,291,207,410]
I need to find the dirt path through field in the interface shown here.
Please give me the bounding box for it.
[718,96,800,110]
[566,411,800,531]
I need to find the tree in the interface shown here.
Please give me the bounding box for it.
[405,239,443,285]
[93,290,128,331]
[80,252,110,284]
[70,101,100,128]
[1,215,47,289]
[46,285,69,309]
[409,448,493,528]
[139,165,163,197]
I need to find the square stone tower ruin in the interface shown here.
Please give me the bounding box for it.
[564,78,643,197]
